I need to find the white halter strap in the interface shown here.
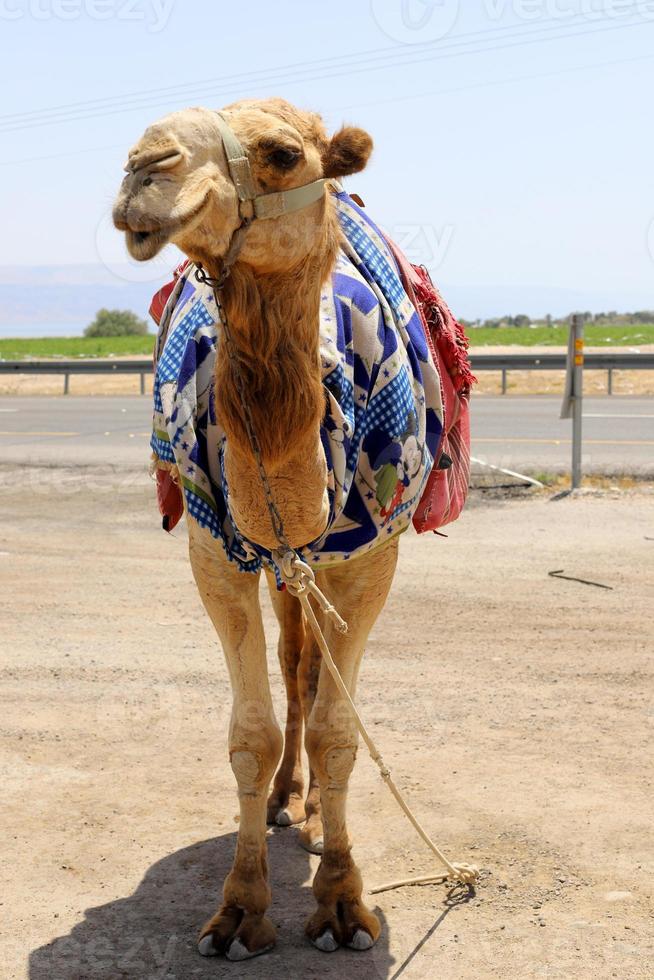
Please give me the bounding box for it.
[214,111,328,222]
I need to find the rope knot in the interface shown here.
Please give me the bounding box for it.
[450,862,480,887]
[273,550,348,634]
[275,549,315,595]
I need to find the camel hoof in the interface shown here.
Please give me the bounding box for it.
[226,937,269,961]
[275,808,292,827]
[197,935,218,957]
[348,929,374,951]
[301,836,323,855]
[313,928,338,953]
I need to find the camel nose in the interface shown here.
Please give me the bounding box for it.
[112,204,129,231]
[112,175,136,230]
[112,182,154,233]
[112,200,129,231]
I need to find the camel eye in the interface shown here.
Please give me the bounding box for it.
[142,176,153,186]
[267,147,301,170]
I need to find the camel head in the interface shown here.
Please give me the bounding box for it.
[112,98,373,273]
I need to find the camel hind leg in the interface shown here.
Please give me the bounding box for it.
[265,575,326,852]
[265,578,307,827]
[297,631,324,854]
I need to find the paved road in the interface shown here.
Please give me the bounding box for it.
[0,395,652,475]
[472,395,653,477]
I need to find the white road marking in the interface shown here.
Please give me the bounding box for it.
[584,414,654,419]
[0,408,18,413]
[475,437,654,445]
[0,431,79,437]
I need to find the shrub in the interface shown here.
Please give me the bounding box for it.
[84,309,149,337]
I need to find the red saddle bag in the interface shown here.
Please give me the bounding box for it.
[150,261,189,532]
[384,238,476,532]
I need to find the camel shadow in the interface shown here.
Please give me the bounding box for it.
[29,828,394,980]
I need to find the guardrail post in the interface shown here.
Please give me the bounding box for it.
[64,373,70,396]
[501,368,507,394]
[560,314,584,490]
[607,367,613,395]
[140,372,145,396]
[571,314,584,489]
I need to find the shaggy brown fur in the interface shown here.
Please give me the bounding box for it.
[212,219,340,469]
[322,126,374,179]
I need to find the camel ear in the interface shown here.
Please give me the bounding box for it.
[322,126,373,178]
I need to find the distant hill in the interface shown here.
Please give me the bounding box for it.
[0,264,651,337]
[0,264,163,335]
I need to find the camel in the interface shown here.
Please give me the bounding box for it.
[113,98,443,961]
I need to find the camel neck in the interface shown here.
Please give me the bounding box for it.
[211,227,339,550]
[214,229,338,470]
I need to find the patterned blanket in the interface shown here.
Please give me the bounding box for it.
[151,191,443,575]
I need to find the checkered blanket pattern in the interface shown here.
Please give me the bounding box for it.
[151,191,443,574]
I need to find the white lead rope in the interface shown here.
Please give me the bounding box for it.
[274,550,480,894]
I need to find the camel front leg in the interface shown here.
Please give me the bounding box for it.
[188,523,283,962]
[304,538,399,952]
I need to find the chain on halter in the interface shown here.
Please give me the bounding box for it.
[199,255,351,640]
[196,265,294,559]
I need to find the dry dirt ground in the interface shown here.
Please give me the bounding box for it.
[1,468,653,979]
[1,345,653,397]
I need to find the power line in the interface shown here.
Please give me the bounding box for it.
[0,14,597,123]
[340,50,654,115]
[1,16,576,123]
[2,49,651,168]
[1,13,651,134]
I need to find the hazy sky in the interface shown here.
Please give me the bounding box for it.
[1,0,653,307]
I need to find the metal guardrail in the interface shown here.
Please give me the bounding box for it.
[469,351,654,394]
[0,352,652,394]
[0,358,152,394]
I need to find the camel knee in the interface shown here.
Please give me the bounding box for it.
[306,731,358,792]
[230,726,283,797]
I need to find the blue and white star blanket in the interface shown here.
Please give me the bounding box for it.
[151,191,443,574]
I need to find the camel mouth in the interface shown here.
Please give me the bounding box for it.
[122,193,212,261]
[125,225,170,261]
